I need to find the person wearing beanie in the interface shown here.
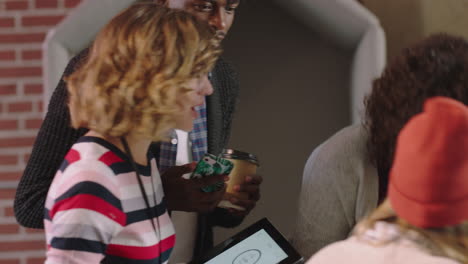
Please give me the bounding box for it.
[388,96,468,229]
[305,96,468,264]
[291,33,468,258]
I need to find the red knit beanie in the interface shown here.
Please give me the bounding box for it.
[388,96,468,228]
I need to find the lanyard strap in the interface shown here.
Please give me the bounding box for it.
[120,138,161,256]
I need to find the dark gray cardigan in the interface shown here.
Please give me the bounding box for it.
[14,48,242,258]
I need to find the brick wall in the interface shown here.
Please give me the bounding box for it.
[0,0,81,263]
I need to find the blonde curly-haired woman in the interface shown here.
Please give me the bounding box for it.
[44,3,220,263]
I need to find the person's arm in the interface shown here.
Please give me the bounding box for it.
[14,50,89,229]
[290,127,365,259]
[213,57,240,150]
[206,58,258,227]
[45,161,124,263]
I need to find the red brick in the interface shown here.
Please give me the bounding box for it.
[25,228,44,234]
[0,84,16,95]
[25,118,43,129]
[0,51,15,61]
[0,224,20,234]
[0,189,16,199]
[0,137,35,148]
[0,155,18,165]
[35,0,58,8]
[5,1,28,10]
[7,101,33,112]
[22,15,64,27]
[22,50,42,60]
[24,153,31,163]
[0,67,42,78]
[0,18,15,28]
[24,83,43,94]
[27,257,46,264]
[0,240,45,251]
[0,259,20,264]
[0,171,22,181]
[0,119,18,130]
[65,0,81,8]
[38,101,44,112]
[4,207,14,217]
[0,33,45,44]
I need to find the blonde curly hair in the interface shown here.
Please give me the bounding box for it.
[67,3,221,141]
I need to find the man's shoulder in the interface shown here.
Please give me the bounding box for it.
[314,124,368,162]
[63,48,90,77]
[213,56,238,81]
[214,56,234,70]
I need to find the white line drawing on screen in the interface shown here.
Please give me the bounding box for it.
[232,249,261,264]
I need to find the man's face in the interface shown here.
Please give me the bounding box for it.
[164,0,239,40]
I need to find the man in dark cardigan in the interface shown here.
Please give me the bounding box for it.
[14,0,262,262]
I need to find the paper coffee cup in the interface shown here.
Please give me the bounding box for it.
[218,149,259,211]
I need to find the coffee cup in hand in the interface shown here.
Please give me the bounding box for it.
[217,149,259,211]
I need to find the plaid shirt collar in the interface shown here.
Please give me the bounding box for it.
[157,100,208,173]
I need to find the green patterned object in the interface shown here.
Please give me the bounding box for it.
[191,153,234,192]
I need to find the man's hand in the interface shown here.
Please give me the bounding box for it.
[161,162,229,213]
[225,174,263,217]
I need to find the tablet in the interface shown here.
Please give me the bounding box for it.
[190,218,304,264]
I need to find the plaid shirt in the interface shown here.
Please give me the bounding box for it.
[158,101,208,173]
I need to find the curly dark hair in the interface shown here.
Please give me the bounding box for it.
[364,33,468,198]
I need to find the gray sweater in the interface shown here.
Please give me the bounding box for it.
[291,124,379,258]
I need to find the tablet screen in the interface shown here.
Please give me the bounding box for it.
[206,228,288,264]
[191,218,304,264]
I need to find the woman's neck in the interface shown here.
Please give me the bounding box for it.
[86,131,152,165]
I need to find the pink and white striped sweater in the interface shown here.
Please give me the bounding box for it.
[44,136,175,264]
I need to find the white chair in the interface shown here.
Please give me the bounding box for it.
[42,0,138,111]
[275,0,386,122]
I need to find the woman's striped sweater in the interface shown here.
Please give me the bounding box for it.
[44,136,175,264]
